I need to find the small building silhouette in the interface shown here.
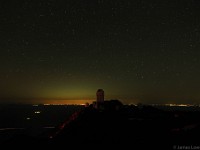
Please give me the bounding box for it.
[96,89,104,104]
[96,89,104,109]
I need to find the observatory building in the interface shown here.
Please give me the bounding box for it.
[96,89,104,104]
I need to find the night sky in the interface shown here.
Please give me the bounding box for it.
[1,0,200,104]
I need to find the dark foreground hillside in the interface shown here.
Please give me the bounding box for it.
[3,102,200,149]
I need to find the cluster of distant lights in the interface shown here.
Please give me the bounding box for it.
[166,104,190,107]
[26,103,200,121]
[34,111,41,114]
[127,103,199,107]
[32,104,86,106]
[26,110,41,120]
[28,103,86,120]
[150,104,198,107]
[32,103,200,107]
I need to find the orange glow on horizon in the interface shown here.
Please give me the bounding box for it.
[38,99,93,105]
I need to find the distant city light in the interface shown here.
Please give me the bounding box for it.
[44,104,50,105]
[165,104,192,107]
[26,117,31,120]
[43,103,86,106]
[34,111,41,114]
[146,104,197,107]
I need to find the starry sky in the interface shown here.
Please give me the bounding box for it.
[1,0,200,104]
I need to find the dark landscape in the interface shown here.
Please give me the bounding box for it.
[1,101,200,149]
